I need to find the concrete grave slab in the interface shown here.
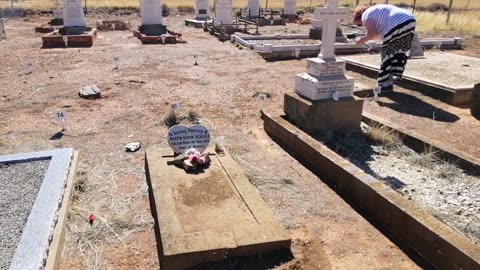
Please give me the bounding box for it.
[0,148,78,270]
[145,146,291,270]
[231,35,463,61]
[341,52,479,105]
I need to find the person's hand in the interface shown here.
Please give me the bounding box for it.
[355,38,365,45]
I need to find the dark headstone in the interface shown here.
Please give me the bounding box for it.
[309,27,348,42]
[59,26,87,35]
[139,24,167,36]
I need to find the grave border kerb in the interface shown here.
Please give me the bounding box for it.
[261,110,480,269]
[341,57,473,106]
[0,148,75,270]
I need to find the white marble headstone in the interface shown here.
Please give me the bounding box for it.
[140,0,163,25]
[195,0,210,20]
[315,0,349,59]
[167,125,211,154]
[215,0,233,26]
[248,0,260,18]
[63,0,86,27]
[284,0,297,16]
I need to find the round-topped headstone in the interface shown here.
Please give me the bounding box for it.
[167,125,210,154]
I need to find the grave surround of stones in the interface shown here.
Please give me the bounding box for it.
[284,0,364,134]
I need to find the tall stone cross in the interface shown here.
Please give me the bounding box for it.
[316,0,350,59]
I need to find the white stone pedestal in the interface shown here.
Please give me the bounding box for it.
[295,58,354,100]
[284,0,297,16]
[140,0,163,25]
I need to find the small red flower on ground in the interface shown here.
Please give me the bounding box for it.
[88,214,95,225]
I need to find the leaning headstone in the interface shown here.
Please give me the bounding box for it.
[195,0,210,20]
[310,6,350,42]
[248,0,260,18]
[409,32,424,57]
[285,0,363,133]
[214,0,233,26]
[284,0,297,19]
[63,0,86,29]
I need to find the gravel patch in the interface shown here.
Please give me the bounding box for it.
[317,127,480,244]
[0,159,50,269]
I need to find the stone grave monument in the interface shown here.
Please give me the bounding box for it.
[214,0,234,27]
[309,4,349,42]
[42,0,97,47]
[134,0,182,44]
[284,0,298,20]
[248,0,260,19]
[0,15,5,40]
[284,0,364,134]
[145,124,291,269]
[185,0,211,28]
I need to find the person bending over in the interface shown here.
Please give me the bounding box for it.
[352,4,416,92]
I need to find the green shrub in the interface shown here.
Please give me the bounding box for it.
[296,9,305,15]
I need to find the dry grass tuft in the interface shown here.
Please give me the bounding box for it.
[163,109,202,128]
[415,10,480,35]
[366,123,402,147]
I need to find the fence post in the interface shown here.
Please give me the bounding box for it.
[446,0,453,24]
[412,0,417,13]
[466,0,471,8]
[355,0,360,6]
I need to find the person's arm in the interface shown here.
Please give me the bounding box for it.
[356,19,378,45]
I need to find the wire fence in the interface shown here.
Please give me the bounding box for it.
[0,0,479,10]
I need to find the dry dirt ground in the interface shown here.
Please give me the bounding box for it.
[0,11,479,270]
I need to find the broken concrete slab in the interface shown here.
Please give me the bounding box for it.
[145,146,291,270]
[0,148,77,270]
[341,52,479,105]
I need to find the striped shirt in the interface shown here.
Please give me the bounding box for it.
[362,4,415,39]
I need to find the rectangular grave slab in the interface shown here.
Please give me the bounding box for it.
[42,27,97,48]
[0,148,78,270]
[341,51,478,105]
[145,146,291,270]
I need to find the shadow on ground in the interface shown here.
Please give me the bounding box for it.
[377,92,460,123]
[188,249,294,270]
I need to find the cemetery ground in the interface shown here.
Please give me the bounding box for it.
[0,10,479,270]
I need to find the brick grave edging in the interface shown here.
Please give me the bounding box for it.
[261,110,480,270]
